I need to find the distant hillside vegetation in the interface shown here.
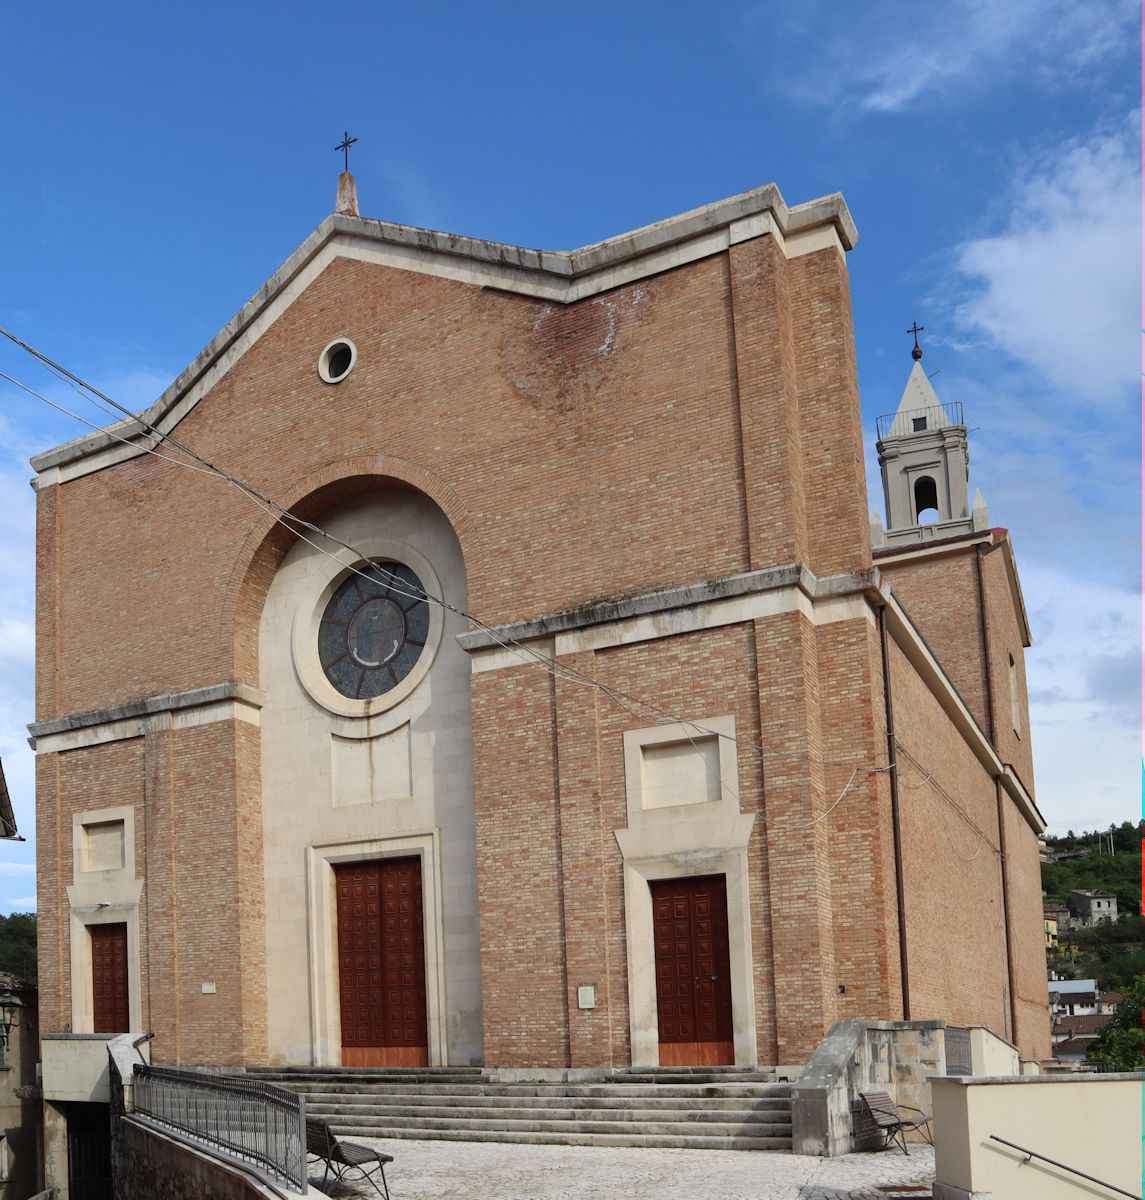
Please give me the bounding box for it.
[1043,821,1142,991]
[1040,820,1141,912]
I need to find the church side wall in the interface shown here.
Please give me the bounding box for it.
[788,243,871,578]
[1001,801,1051,1057]
[817,616,903,1024]
[887,640,1021,1048]
[878,552,989,731]
[980,543,1036,793]
[751,609,837,1064]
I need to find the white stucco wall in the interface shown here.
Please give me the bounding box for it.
[258,488,481,1065]
[968,1026,1019,1077]
[932,1074,1140,1200]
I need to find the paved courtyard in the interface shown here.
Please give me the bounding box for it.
[310,1137,935,1199]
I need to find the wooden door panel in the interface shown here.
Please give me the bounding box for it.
[336,858,428,1066]
[651,875,733,1064]
[91,923,129,1034]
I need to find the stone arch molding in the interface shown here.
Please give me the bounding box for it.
[226,453,477,688]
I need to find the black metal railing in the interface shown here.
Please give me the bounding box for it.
[990,1136,1140,1199]
[132,1064,307,1192]
[945,1027,972,1075]
[876,401,964,440]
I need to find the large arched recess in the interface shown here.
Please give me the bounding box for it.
[230,454,483,1067]
[226,454,476,689]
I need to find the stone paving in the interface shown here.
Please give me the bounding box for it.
[309,1137,935,1199]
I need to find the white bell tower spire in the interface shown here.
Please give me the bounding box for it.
[871,326,989,548]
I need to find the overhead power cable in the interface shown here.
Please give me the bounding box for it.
[1,327,891,783]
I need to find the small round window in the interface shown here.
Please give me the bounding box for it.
[318,338,357,384]
[318,561,430,699]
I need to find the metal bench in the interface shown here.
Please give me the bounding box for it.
[857,1090,933,1155]
[306,1115,393,1197]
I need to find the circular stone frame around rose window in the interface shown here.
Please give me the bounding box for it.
[291,540,445,720]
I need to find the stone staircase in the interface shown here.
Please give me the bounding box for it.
[246,1065,793,1151]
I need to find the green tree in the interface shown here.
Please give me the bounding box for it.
[1088,976,1145,1071]
[0,913,36,982]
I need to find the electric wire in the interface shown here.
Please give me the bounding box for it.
[1,328,893,787]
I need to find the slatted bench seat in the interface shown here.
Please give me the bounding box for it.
[857,1090,933,1155]
[306,1115,393,1197]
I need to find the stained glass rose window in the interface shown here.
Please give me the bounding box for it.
[318,561,430,700]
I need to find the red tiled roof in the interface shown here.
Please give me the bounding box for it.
[1052,1013,1112,1037]
[1052,1037,1094,1057]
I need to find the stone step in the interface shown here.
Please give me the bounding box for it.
[234,1066,795,1154]
[322,1124,792,1151]
[298,1090,792,1113]
[268,1079,791,1100]
[251,1070,487,1085]
[308,1102,791,1130]
[247,1070,484,1080]
[327,1110,790,1136]
[614,1080,777,1089]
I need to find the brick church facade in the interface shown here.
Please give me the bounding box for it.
[31,178,1050,1087]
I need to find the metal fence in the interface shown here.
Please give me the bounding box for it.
[945,1027,972,1076]
[132,1064,307,1192]
[876,400,964,440]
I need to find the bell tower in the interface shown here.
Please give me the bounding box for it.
[872,331,989,548]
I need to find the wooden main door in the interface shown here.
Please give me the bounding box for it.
[651,874,734,1066]
[91,923,129,1034]
[335,857,429,1067]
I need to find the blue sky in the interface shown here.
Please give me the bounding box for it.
[0,1,1140,912]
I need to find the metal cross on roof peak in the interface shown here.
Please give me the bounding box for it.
[907,321,925,361]
[336,131,358,173]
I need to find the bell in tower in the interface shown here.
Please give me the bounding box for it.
[871,326,990,548]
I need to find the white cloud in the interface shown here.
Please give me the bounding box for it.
[1,898,36,911]
[0,864,34,877]
[953,117,1140,400]
[1022,564,1139,831]
[0,618,33,664]
[752,0,1139,113]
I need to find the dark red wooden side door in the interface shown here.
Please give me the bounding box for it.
[651,874,734,1066]
[335,857,429,1067]
[91,923,129,1034]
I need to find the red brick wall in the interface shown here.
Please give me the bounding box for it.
[879,550,989,730]
[471,663,569,1067]
[889,639,1024,1046]
[34,724,264,1065]
[879,538,1037,798]
[1002,799,1051,1057]
[34,227,1045,1070]
[980,541,1036,792]
[819,618,902,1025]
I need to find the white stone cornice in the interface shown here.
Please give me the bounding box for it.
[461,565,878,673]
[29,682,265,754]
